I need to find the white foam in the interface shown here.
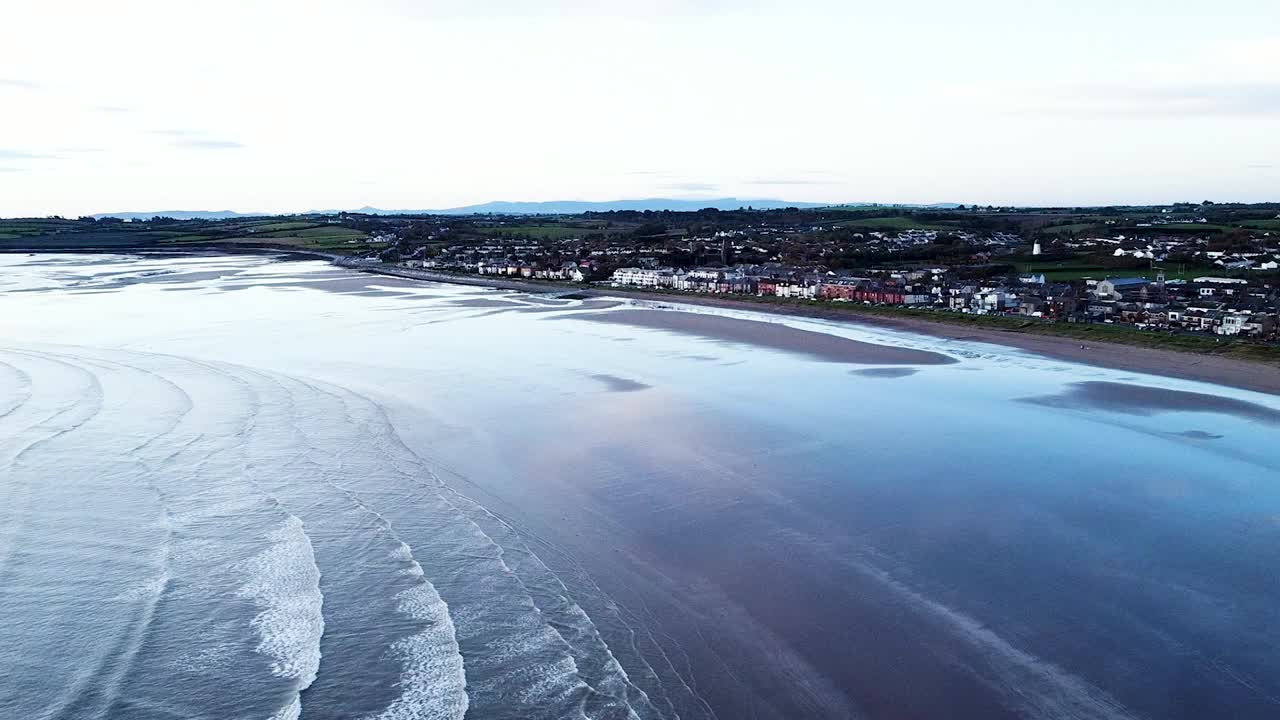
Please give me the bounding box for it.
[434,486,655,716]
[111,574,168,603]
[169,495,263,525]
[271,697,302,720]
[236,515,325,690]
[174,644,239,674]
[366,543,468,720]
[512,654,585,705]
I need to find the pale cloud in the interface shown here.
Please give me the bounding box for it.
[1039,83,1280,117]
[174,139,246,150]
[150,130,246,149]
[662,182,720,193]
[0,77,42,90]
[1189,37,1280,84]
[0,149,59,160]
[373,0,764,19]
[747,179,839,186]
[1,0,1278,215]
[950,34,1280,118]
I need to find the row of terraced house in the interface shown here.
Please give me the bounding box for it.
[607,266,1280,340]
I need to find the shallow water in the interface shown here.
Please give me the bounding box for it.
[1,253,1278,720]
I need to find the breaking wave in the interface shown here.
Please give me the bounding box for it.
[368,543,469,720]
[236,515,325,714]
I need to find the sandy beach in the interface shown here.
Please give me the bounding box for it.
[569,287,1280,395]
[803,308,1280,396]
[368,268,1280,396]
[570,308,957,365]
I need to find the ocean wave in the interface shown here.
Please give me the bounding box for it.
[366,543,469,720]
[272,697,302,720]
[236,515,325,697]
[212,364,472,720]
[427,478,657,719]
[302,376,641,717]
[110,574,169,603]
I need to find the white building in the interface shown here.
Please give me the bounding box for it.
[610,267,673,288]
[775,283,816,299]
[671,268,723,291]
[974,290,1012,313]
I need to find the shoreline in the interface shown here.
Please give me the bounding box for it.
[569,308,958,366]
[356,266,1280,396]
[8,249,1278,395]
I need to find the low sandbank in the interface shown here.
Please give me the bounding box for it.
[1021,381,1280,424]
[570,309,956,365]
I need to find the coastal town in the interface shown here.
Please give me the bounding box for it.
[366,205,1280,342]
[6,203,1280,343]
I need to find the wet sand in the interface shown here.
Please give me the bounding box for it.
[610,295,1280,396]
[569,309,957,366]
[447,298,526,308]
[352,268,1280,395]
[22,255,1280,394]
[859,317,1280,396]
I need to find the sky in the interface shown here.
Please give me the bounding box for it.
[1,0,1278,216]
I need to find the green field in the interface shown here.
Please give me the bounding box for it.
[1040,223,1099,235]
[478,224,602,240]
[833,217,958,231]
[1243,219,1280,230]
[0,222,81,236]
[259,226,366,241]
[131,230,201,240]
[1043,220,1246,235]
[1020,260,1219,282]
[248,221,321,233]
[1159,223,1237,231]
[153,234,219,244]
[1041,268,1216,282]
[0,216,373,254]
[154,225,372,250]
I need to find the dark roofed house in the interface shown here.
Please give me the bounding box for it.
[1095,277,1148,300]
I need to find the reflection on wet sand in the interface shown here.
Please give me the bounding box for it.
[589,373,652,392]
[1022,381,1280,425]
[851,367,919,379]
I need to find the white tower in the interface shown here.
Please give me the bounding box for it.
[1032,240,1043,256]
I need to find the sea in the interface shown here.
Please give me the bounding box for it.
[1,252,1278,720]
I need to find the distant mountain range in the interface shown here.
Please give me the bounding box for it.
[427,198,831,214]
[92,210,250,220]
[93,198,964,220]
